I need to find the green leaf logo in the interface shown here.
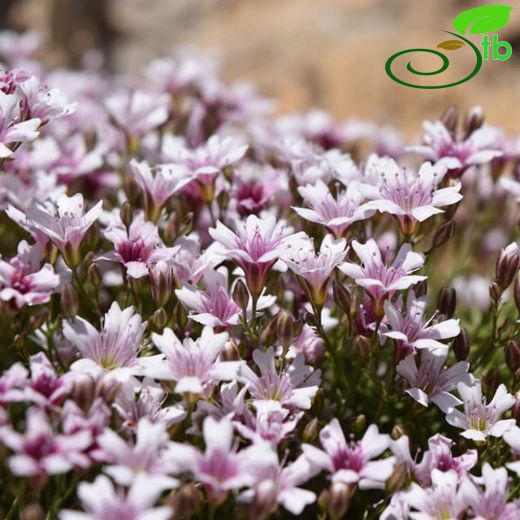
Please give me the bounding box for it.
[437,40,466,50]
[453,5,513,34]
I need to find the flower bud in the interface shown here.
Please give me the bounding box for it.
[391,424,406,440]
[20,504,44,520]
[437,286,456,318]
[71,374,96,411]
[168,483,203,519]
[495,242,519,291]
[97,376,121,405]
[354,335,371,357]
[463,105,484,139]
[220,341,240,362]
[489,281,503,302]
[511,393,520,422]
[505,340,520,373]
[319,482,352,520]
[120,201,133,229]
[303,417,319,443]
[333,281,351,314]
[87,263,102,288]
[453,328,470,361]
[179,212,194,236]
[514,273,520,314]
[63,240,81,269]
[414,279,428,298]
[246,264,265,300]
[232,279,249,310]
[432,220,455,250]
[251,479,277,519]
[483,368,501,399]
[150,261,174,307]
[352,414,366,437]
[61,282,79,318]
[29,309,49,330]
[276,310,295,348]
[386,461,408,495]
[440,106,459,136]
[150,308,168,331]
[260,316,278,347]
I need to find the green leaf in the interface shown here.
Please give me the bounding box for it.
[453,5,513,34]
[437,40,466,50]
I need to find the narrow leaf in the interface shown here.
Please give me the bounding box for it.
[437,40,466,50]
[453,5,513,35]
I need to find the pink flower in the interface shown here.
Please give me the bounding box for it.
[339,239,426,317]
[240,449,318,516]
[27,193,102,267]
[101,213,178,279]
[170,416,256,502]
[60,474,173,520]
[460,464,520,520]
[282,234,346,307]
[403,469,467,519]
[446,381,516,441]
[397,350,470,412]
[0,408,91,477]
[410,120,502,178]
[360,159,462,235]
[0,363,28,404]
[148,327,240,395]
[129,159,191,221]
[0,241,60,308]
[98,418,179,487]
[106,88,169,141]
[294,180,373,238]
[209,214,303,297]
[302,419,394,489]
[0,89,40,158]
[383,293,460,357]
[238,347,321,410]
[63,302,148,380]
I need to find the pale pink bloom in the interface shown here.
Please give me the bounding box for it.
[0,31,41,65]
[238,347,321,410]
[415,434,477,485]
[0,408,91,477]
[0,240,60,308]
[23,353,70,409]
[234,400,301,447]
[446,381,516,441]
[209,214,303,295]
[504,426,520,476]
[452,274,491,311]
[360,159,462,232]
[194,381,248,424]
[27,193,102,266]
[292,324,325,366]
[239,448,318,516]
[302,419,394,489]
[397,350,470,412]
[101,213,178,279]
[460,464,520,520]
[282,233,346,306]
[294,180,373,238]
[339,239,426,304]
[63,302,149,380]
[106,88,169,140]
[403,469,467,519]
[98,418,179,487]
[148,327,240,394]
[383,294,460,356]
[410,120,503,177]
[114,378,186,430]
[0,90,40,157]
[175,268,275,329]
[129,159,191,215]
[0,362,28,404]
[60,474,173,520]
[170,416,256,501]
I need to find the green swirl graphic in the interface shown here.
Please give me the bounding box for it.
[385,31,482,89]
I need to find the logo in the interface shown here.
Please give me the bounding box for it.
[385,5,513,89]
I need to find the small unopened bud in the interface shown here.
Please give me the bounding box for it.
[440,106,459,136]
[120,201,133,229]
[168,483,203,519]
[495,243,520,291]
[483,368,501,398]
[414,279,428,298]
[97,376,121,405]
[391,424,406,440]
[505,340,520,373]
[352,415,366,437]
[323,482,352,520]
[150,261,173,307]
[63,241,81,269]
[221,341,240,362]
[232,279,249,310]
[437,286,456,318]
[61,283,79,318]
[87,264,102,288]
[251,479,277,519]
[260,316,278,347]
[354,335,371,357]
[150,308,168,331]
[489,281,503,302]
[276,310,295,348]
[386,461,408,494]
[463,105,484,139]
[71,374,96,411]
[163,212,177,245]
[453,328,470,361]
[179,212,194,236]
[514,273,520,314]
[398,214,419,237]
[246,263,265,300]
[511,393,520,422]
[303,417,319,443]
[29,309,49,330]
[432,220,455,249]
[333,281,351,314]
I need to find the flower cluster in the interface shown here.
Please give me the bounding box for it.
[0,32,519,520]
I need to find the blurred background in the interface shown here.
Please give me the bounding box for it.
[2,0,520,136]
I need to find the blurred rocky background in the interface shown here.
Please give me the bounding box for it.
[3,0,520,136]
